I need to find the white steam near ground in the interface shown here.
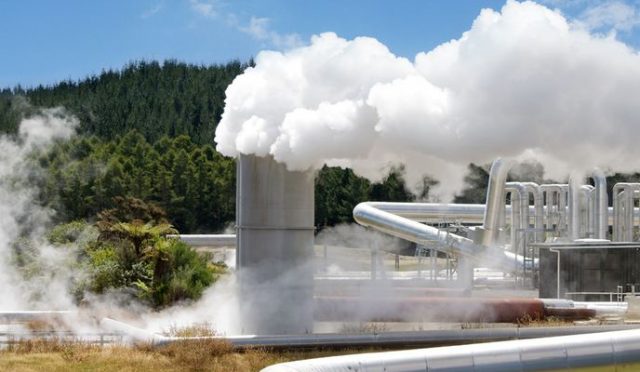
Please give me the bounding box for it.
[215,0,640,200]
[0,108,78,311]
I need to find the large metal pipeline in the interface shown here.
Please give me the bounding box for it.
[353,202,524,270]
[541,184,568,236]
[505,182,529,253]
[351,202,618,227]
[352,202,477,258]
[581,185,595,238]
[174,204,622,251]
[521,182,544,243]
[613,183,640,242]
[569,183,598,240]
[262,327,640,371]
[100,317,638,350]
[475,158,514,247]
[354,159,534,271]
[569,176,582,241]
[593,170,609,239]
[171,234,236,247]
[569,171,608,240]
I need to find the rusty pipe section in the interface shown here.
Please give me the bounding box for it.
[313,296,603,323]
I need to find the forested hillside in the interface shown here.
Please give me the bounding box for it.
[0,60,246,144]
[0,60,418,233]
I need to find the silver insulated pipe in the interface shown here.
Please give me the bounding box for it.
[262,328,640,371]
[568,171,608,240]
[521,182,544,243]
[475,158,514,247]
[613,183,640,242]
[353,159,531,270]
[505,182,529,252]
[352,206,527,270]
[593,170,609,239]
[236,155,315,334]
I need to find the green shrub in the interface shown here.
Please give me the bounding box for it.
[86,244,121,293]
[48,220,98,246]
[43,208,224,308]
[148,239,216,308]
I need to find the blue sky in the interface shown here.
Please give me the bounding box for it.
[1,0,640,88]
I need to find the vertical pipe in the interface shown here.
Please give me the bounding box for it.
[626,188,634,241]
[558,184,569,236]
[522,182,543,242]
[505,188,519,251]
[505,183,529,248]
[612,183,640,242]
[592,170,608,240]
[613,185,625,241]
[477,158,514,247]
[580,185,594,238]
[541,185,561,234]
[568,176,582,241]
[589,187,597,238]
[506,182,528,286]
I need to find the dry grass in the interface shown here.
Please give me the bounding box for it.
[339,322,389,334]
[0,338,362,372]
[166,323,219,337]
[516,314,573,327]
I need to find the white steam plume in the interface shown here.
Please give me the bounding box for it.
[0,108,78,311]
[215,0,640,199]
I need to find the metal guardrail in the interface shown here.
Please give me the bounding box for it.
[565,291,637,302]
[0,332,125,347]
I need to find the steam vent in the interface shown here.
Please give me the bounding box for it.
[236,154,315,334]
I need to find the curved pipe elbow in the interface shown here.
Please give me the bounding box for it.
[480,158,515,247]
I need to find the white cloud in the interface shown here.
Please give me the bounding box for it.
[539,0,590,8]
[239,16,303,50]
[189,0,217,18]
[141,3,163,19]
[540,0,640,32]
[242,16,270,40]
[578,1,640,31]
[186,0,301,50]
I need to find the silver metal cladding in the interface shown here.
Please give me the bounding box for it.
[236,155,315,334]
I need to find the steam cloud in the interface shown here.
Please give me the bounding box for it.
[0,108,78,311]
[215,0,640,199]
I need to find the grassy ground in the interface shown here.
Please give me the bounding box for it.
[0,339,371,372]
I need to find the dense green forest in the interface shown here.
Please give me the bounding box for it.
[1,60,246,144]
[0,60,420,233]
